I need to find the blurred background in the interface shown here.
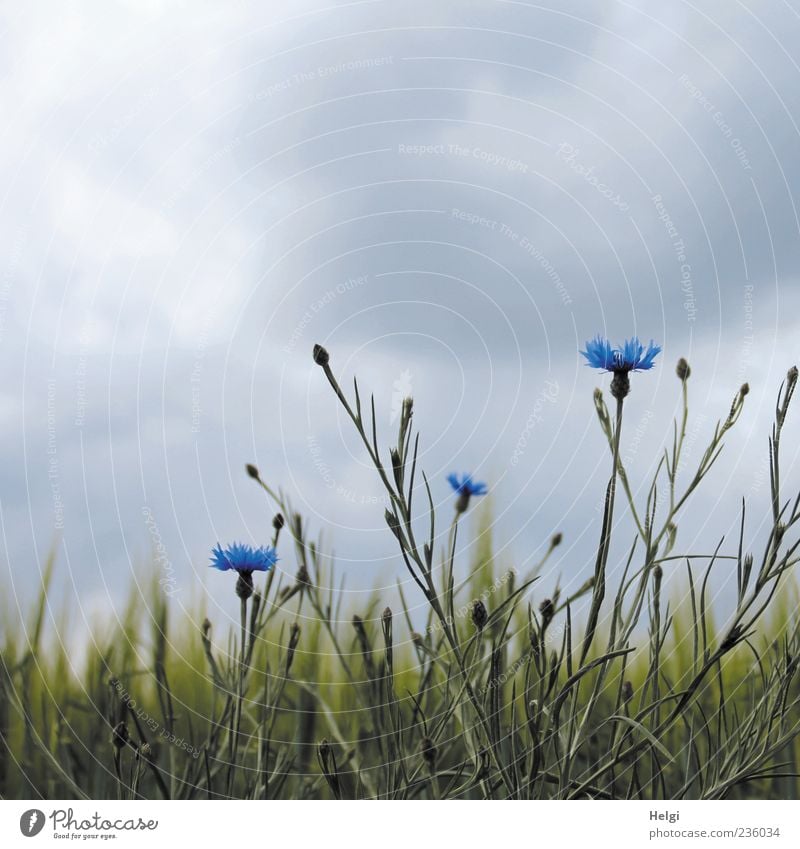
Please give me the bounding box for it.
[1,0,799,640]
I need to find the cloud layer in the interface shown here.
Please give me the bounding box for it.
[2,0,800,635]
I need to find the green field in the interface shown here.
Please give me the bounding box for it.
[2,352,799,800]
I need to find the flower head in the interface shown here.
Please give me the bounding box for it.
[210,542,278,573]
[581,336,661,400]
[447,473,488,497]
[447,473,487,513]
[581,336,661,373]
[210,542,278,600]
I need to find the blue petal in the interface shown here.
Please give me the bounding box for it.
[209,543,232,571]
[581,335,660,373]
[209,542,278,573]
[581,335,615,370]
[447,473,488,497]
[447,472,463,492]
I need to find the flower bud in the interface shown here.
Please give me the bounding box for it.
[245,463,260,480]
[381,607,393,642]
[471,599,489,631]
[286,623,301,673]
[539,598,554,630]
[676,358,691,381]
[312,344,329,366]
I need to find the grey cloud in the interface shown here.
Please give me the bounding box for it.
[2,0,800,629]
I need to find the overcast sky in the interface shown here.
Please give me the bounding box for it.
[2,0,800,638]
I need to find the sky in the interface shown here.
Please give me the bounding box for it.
[2,0,800,639]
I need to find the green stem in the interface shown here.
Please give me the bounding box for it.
[227,597,248,796]
[581,395,624,664]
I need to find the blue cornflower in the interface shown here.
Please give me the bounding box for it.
[447,473,488,513]
[581,336,661,399]
[581,336,661,373]
[210,542,278,599]
[210,542,278,572]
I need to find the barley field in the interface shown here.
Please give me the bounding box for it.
[2,347,799,801]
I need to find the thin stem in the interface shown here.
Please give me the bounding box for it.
[581,395,624,664]
[227,596,248,796]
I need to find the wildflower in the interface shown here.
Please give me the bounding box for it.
[447,472,488,513]
[580,336,661,400]
[622,681,634,704]
[245,463,260,480]
[209,542,278,600]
